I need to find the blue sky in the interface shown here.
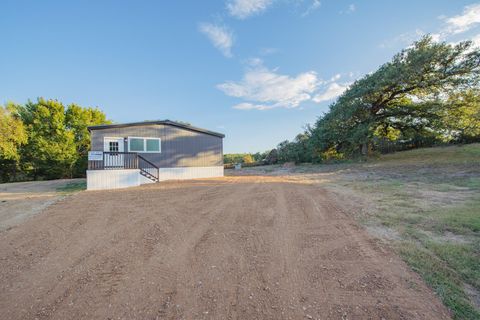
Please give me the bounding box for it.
[1,1,480,153]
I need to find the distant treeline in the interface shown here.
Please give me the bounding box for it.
[224,153,265,164]
[268,36,480,164]
[0,98,110,182]
[224,150,280,166]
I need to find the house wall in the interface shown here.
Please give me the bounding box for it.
[90,124,223,168]
[86,167,224,190]
[157,166,224,181]
[87,169,140,190]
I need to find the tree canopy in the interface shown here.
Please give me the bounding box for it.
[65,104,110,176]
[276,36,480,163]
[0,103,27,161]
[0,98,110,182]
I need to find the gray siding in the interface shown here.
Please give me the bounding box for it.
[90,124,223,168]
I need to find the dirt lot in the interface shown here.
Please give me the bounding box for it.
[0,176,450,320]
[0,179,85,232]
[231,145,480,318]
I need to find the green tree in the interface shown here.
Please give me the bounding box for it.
[441,89,480,143]
[19,98,78,180]
[0,103,28,181]
[242,154,254,164]
[252,151,268,162]
[310,36,480,157]
[264,149,278,164]
[224,153,245,164]
[65,104,110,176]
[276,133,312,164]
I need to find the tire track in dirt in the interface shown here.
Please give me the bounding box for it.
[66,179,242,320]
[0,179,237,320]
[0,176,451,320]
[290,183,450,319]
[157,180,271,319]
[82,177,261,319]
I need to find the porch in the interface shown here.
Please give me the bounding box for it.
[86,151,224,190]
[87,152,159,190]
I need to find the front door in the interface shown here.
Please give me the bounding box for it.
[104,137,124,168]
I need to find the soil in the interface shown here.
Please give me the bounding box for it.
[0,176,451,319]
[0,179,84,231]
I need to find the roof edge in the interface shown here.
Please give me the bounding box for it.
[87,120,225,138]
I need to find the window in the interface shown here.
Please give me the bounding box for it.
[128,137,161,153]
[129,138,144,152]
[109,141,119,152]
[146,139,160,152]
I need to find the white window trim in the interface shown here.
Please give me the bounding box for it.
[127,137,161,153]
[103,137,125,152]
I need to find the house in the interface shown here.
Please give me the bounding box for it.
[86,120,224,190]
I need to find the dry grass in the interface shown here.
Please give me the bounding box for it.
[0,179,86,231]
[229,143,480,319]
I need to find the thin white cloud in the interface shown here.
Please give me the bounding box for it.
[329,73,341,82]
[472,33,480,47]
[259,47,278,56]
[218,62,320,109]
[381,4,480,49]
[302,0,321,17]
[426,4,480,44]
[444,3,480,35]
[227,0,273,19]
[313,82,349,103]
[340,3,356,14]
[219,59,353,110]
[245,57,264,67]
[233,102,275,110]
[199,23,234,57]
[380,29,425,48]
[430,33,442,42]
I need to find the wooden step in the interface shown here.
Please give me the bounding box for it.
[140,170,158,182]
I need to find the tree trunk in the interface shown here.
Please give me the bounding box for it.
[12,161,17,181]
[361,143,368,155]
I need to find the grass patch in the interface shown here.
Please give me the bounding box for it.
[398,241,480,320]
[324,143,480,319]
[462,144,480,156]
[435,201,480,234]
[426,241,480,289]
[56,180,86,193]
[373,197,480,319]
[456,177,480,190]
[377,143,480,165]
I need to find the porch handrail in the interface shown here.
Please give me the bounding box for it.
[137,154,159,181]
[136,154,157,168]
[88,152,139,170]
[88,152,158,173]
[88,151,159,182]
